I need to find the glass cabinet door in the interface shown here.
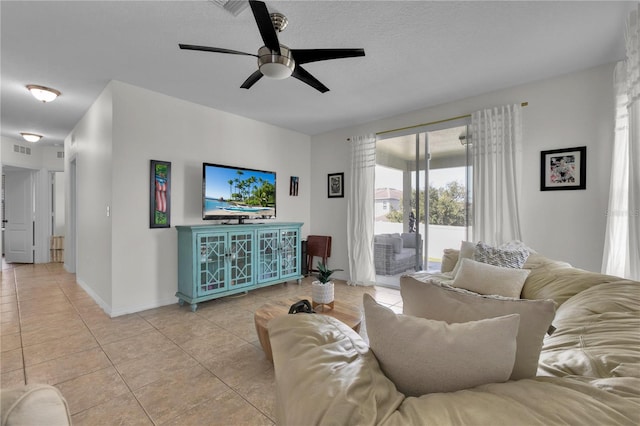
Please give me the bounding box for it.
[279,228,299,279]
[256,229,279,283]
[228,230,254,290]
[197,233,227,296]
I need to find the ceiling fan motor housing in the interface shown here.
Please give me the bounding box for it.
[258,45,295,79]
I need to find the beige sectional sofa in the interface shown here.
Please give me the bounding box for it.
[269,253,640,425]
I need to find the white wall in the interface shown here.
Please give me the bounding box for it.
[70,80,311,316]
[1,137,64,171]
[65,84,114,309]
[0,140,4,256]
[311,63,617,274]
[42,146,65,171]
[2,137,40,169]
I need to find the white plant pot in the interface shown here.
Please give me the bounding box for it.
[311,280,334,305]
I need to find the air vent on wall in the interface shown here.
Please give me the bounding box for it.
[13,144,31,155]
[208,0,249,16]
[57,151,64,159]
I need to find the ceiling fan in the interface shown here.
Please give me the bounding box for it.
[179,0,365,93]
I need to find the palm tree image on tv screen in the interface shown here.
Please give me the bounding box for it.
[203,163,276,220]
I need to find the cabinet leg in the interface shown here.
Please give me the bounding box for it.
[297,279,302,285]
[178,299,185,306]
[190,303,198,312]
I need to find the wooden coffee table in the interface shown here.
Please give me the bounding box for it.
[254,296,362,361]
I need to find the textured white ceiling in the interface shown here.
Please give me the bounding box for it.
[0,1,633,146]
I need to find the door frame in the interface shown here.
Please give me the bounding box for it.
[375,117,472,277]
[3,166,35,263]
[66,157,77,273]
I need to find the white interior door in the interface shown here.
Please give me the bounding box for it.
[5,170,34,263]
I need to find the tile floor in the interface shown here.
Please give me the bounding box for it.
[0,261,402,425]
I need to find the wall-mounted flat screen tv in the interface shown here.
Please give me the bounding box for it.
[203,163,276,222]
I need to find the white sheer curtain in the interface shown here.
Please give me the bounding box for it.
[603,5,640,280]
[470,104,523,245]
[347,134,377,286]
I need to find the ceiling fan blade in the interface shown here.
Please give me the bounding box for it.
[292,65,329,93]
[290,48,365,65]
[249,1,280,55]
[179,44,257,57]
[240,70,264,89]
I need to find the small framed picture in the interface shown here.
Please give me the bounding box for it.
[290,176,299,196]
[540,146,586,191]
[328,172,344,198]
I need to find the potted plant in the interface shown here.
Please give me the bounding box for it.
[311,262,343,310]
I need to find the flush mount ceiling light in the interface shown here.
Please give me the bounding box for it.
[26,84,61,102]
[20,132,43,143]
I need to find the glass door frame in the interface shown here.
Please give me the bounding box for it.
[376,116,472,273]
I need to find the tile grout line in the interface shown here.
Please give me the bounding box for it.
[10,267,398,425]
[11,267,28,387]
[148,306,277,424]
[31,272,157,425]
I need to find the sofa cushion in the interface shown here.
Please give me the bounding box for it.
[538,280,640,379]
[401,233,420,249]
[452,258,530,298]
[1,385,71,426]
[364,294,519,396]
[269,314,405,425]
[441,248,459,273]
[450,241,477,277]
[474,241,530,268]
[401,276,557,380]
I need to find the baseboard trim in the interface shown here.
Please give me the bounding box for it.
[74,278,177,318]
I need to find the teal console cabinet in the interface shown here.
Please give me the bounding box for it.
[176,223,303,311]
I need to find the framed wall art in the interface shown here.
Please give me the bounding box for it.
[328,172,344,198]
[540,146,586,191]
[290,176,299,196]
[150,160,171,228]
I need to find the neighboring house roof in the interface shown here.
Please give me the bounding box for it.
[375,188,402,201]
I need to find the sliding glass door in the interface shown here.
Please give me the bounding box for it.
[374,119,471,287]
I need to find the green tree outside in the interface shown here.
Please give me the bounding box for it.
[386,181,467,226]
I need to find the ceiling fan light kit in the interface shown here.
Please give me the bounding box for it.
[258,45,294,79]
[26,84,61,102]
[179,0,365,93]
[20,132,43,143]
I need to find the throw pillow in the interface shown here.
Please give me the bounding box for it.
[400,276,557,380]
[440,248,460,273]
[363,294,519,396]
[474,241,530,268]
[450,241,477,277]
[452,258,531,298]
